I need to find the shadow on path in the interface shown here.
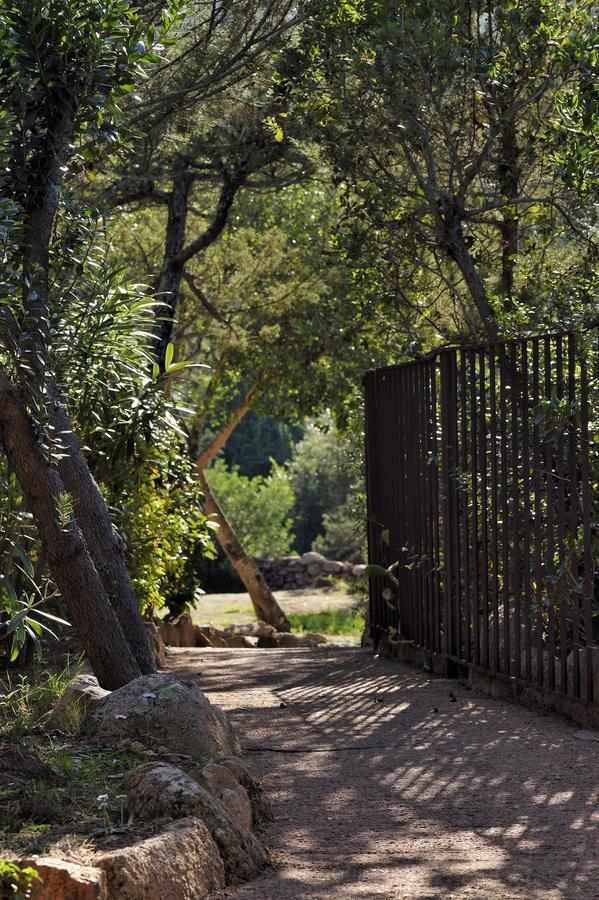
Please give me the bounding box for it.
[168,647,599,899]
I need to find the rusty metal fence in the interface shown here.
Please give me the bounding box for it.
[365,327,599,705]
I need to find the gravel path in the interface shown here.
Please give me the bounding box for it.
[168,646,599,899]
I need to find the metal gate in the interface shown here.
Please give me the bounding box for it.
[364,327,598,705]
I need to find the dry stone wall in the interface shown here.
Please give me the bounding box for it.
[255,552,365,590]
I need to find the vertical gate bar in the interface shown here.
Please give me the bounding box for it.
[417,363,426,649]
[580,346,593,702]
[544,337,557,691]
[423,362,432,649]
[431,359,442,654]
[460,350,471,664]
[556,336,568,693]
[469,350,480,667]
[420,361,432,651]
[510,342,521,678]
[396,369,406,637]
[499,345,511,674]
[531,340,544,687]
[568,335,579,696]
[521,341,533,682]
[440,351,459,658]
[489,348,500,672]
[479,349,490,670]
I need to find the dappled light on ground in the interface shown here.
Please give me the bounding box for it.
[169,648,599,899]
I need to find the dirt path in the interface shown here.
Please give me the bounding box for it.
[168,646,599,899]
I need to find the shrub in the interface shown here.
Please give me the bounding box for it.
[206,458,295,558]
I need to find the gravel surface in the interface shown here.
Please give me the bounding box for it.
[167,646,599,899]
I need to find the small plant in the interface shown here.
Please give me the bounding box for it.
[0,860,41,899]
[0,662,81,737]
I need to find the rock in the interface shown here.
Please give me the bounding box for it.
[157,615,196,648]
[127,763,269,883]
[221,633,253,648]
[219,757,274,825]
[352,564,367,577]
[275,632,300,648]
[144,622,166,667]
[97,817,224,899]
[20,857,107,900]
[255,621,276,638]
[192,625,213,647]
[575,729,599,742]
[189,762,252,831]
[256,634,278,648]
[307,564,322,576]
[0,743,56,784]
[84,674,240,761]
[322,560,344,574]
[196,625,228,648]
[50,678,110,728]
[300,551,326,566]
[298,639,318,649]
[306,632,327,645]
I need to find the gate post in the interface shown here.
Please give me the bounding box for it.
[439,350,460,658]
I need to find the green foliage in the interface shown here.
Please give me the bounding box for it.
[286,419,356,553]
[312,497,365,563]
[0,663,81,738]
[288,607,365,638]
[0,860,41,899]
[207,458,296,558]
[114,450,216,615]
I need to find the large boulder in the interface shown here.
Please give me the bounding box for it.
[127,762,269,883]
[97,817,224,899]
[83,674,240,761]
[20,857,107,900]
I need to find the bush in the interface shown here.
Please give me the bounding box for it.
[206,458,296,558]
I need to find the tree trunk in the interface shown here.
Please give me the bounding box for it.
[196,469,291,632]
[153,172,245,369]
[53,403,156,674]
[153,172,193,370]
[438,210,500,342]
[0,371,141,689]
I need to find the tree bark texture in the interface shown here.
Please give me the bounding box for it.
[0,371,141,689]
[154,172,193,370]
[436,201,500,341]
[53,404,156,674]
[196,469,291,632]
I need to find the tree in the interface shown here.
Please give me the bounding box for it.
[284,0,598,344]
[0,0,175,687]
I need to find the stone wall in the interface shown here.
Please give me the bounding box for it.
[254,552,366,591]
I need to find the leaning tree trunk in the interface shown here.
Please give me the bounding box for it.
[0,371,140,689]
[197,470,291,632]
[53,403,156,674]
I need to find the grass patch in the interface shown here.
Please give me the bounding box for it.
[288,607,365,638]
[0,662,82,738]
